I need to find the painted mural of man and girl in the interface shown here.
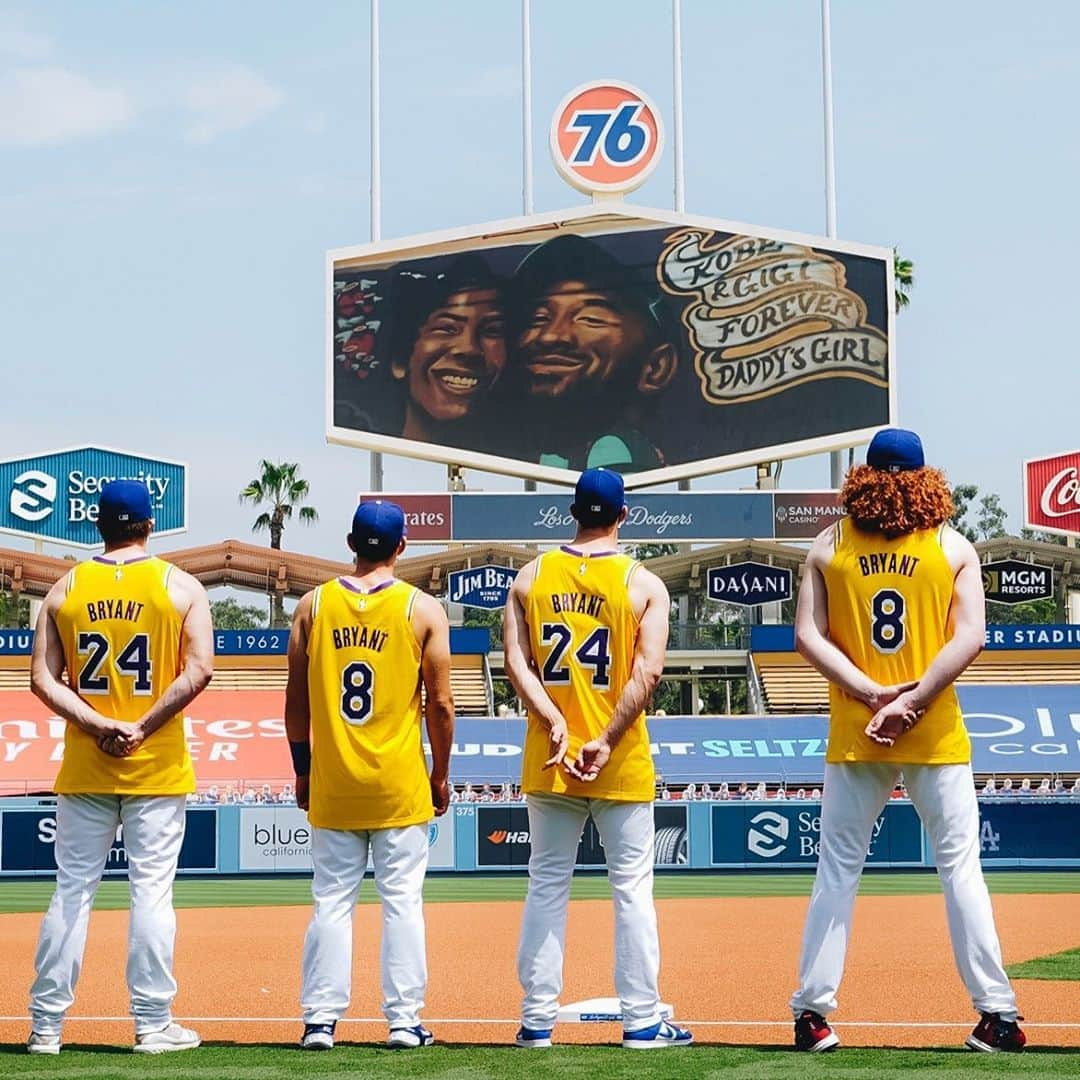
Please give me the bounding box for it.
[335,234,680,474]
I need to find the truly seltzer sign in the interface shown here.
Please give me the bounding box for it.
[0,446,187,547]
[447,565,517,611]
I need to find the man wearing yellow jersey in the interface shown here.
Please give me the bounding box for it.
[285,500,453,1052]
[789,430,1024,1054]
[27,480,213,1056]
[504,468,692,1050]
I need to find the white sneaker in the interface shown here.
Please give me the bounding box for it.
[387,1024,434,1049]
[133,1022,201,1054]
[27,1032,61,1055]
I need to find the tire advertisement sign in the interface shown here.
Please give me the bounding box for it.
[709,802,922,868]
[477,804,689,869]
[238,808,455,871]
[328,206,893,489]
[0,808,217,874]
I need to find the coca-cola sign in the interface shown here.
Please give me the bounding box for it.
[1025,451,1080,537]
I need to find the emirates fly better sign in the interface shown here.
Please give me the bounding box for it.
[0,446,187,547]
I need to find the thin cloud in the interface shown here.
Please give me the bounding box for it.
[0,66,133,145]
[183,66,283,143]
[0,19,52,61]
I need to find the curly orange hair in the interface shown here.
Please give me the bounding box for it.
[840,465,954,539]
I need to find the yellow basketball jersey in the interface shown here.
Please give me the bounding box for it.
[522,547,654,801]
[54,555,194,795]
[823,519,969,764]
[306,577,433,830]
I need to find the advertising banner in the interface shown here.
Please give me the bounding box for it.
[0,446,187,547]
[446,565,517,610]
[754,623,1080,653]
[1025,450,1080,537]
[356,493,453,541]
[0,629,33,656]
[981,560,1054,605]
[238,807,455,872]
[328,206,893,488]
[476,804,688,869]
[707,562,792,605]
[977,800,1080,862]
[0,808,216,873]
[710,801,922,867]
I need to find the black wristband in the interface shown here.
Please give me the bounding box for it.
[289,740,311,777]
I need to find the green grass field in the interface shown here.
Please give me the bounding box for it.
[1,872,1077,1076]
[0,869,1078,914]
[0,1043,1078,1080]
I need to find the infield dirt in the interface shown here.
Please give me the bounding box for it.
[0,894,1076,1048]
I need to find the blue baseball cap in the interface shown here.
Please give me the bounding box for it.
[98,480,154,526]
[867,428,925,472]
[573,468,626,527]
[351,500,406,560]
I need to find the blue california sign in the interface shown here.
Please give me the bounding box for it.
[446,564,517,610]
[707,562,792,606]
[0,446,187,548]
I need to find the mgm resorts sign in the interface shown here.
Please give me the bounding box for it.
[0,446,187,548]
[981,559,1054,605]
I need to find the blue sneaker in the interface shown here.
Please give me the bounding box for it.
[515,1026,553,1048]
[622,1019,694,1049]
[388,1024,434,1049]
[300,1022,336,1050]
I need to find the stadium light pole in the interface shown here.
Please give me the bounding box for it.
[522,0,538,493]
[369,0,384,492]
[822,0,844,490]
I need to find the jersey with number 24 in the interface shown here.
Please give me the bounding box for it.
[823,519,969,764]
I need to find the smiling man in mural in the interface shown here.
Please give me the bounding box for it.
[507,234,678,473]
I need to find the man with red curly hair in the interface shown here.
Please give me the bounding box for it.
[788,429,1024,1054]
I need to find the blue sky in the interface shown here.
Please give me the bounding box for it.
[1,1,1077,561]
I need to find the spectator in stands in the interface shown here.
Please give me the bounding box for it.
[1019,778,1033,797]
[795,788,807,800]
[1071,779,1080,797]
[890,783,907,800]
[1037,778,1051,797]
[462,783,477,803]
[1053,779,1065,796]
[684,783,696,801]
[186,792,201,805]
[716,782,729,801]
[204,785,220,805]
[261,783,274,804]
[449,787,461,804]
[242,786,257,804]
[999,778,1015,796]
[659,784,672,801]
[479,784,494,803]
[698,783,712,801]
[736,782,749,800]
[753,782,767,801]
[774,786,787,801]
[810,788,821,800]
[280,782,296,805]
[982,778,997,798]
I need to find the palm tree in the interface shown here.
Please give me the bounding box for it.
[239,461,318,626]
[894,249,914,312]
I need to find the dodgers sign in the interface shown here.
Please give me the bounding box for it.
[447,564,517,610]
[707,562,792,605]
[0,446,187,548]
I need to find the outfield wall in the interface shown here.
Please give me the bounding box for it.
[0,798,1077,877]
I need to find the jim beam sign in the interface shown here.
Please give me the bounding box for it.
[981,560,1054,605]
[1025,451,1080,537]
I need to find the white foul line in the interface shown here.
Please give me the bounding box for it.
[0,1016,1078,1030]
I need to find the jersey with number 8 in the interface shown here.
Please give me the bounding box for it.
[522,548,654,801]
[54,556,193,794]
[306,577,432,830]
[823,519,969,764]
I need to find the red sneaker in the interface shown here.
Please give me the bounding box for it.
[794,1010,839,1052]
[966,1013,1026,1053]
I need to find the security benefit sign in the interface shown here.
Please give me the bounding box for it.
[0,446,187,547]
[328,206,893,489]
[710,802,922,868]
[0,808,217,873]
[981,560,1054,605]
[707,562,792,606]
[446,565,517,610]
[477,804,688,869]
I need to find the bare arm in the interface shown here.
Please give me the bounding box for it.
[413,592,454,816]
[795,529,915,711]
[30,579,129,740]
[503,561,569,767]
[284,591,314,809]
[567,567,668,782]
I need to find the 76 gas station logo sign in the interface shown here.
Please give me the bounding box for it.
[550,80,664,195]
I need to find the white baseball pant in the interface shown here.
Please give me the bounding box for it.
[517,793,661,1032]
[790,762,1018,1020]
[30,793,188,1036]
[301,823,429,1028]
